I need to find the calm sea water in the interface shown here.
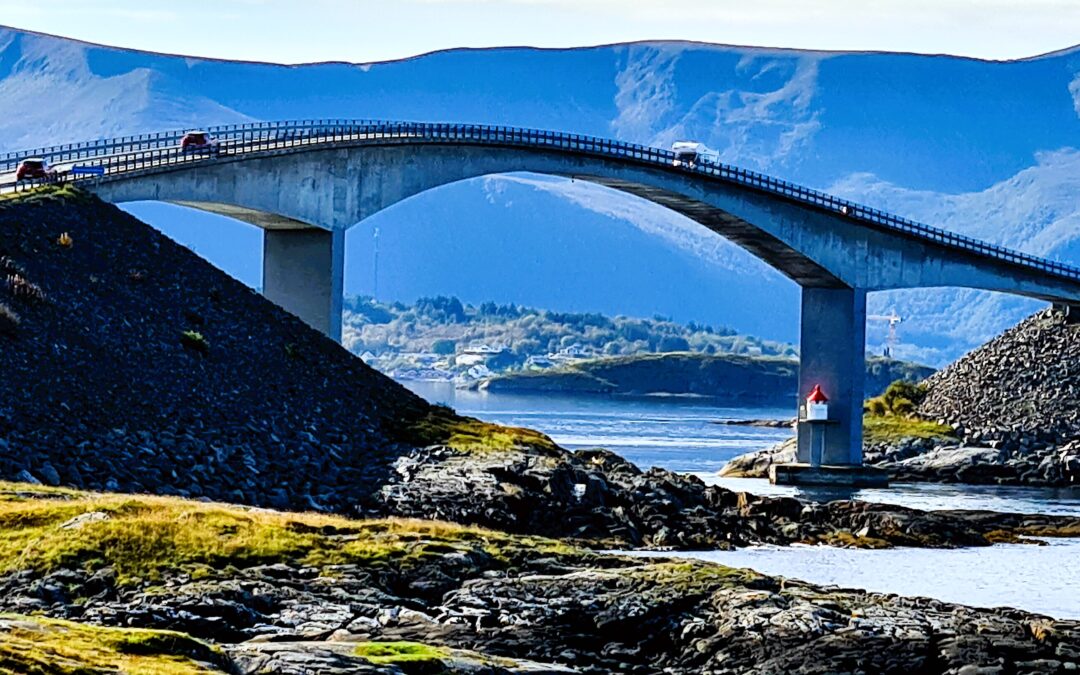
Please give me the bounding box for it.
[405,380,1080,618]
[405,381,794,473]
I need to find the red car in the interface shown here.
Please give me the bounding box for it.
[15,158,56,182]
[180,131,219,154]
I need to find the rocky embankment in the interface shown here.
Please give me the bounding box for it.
[0,186,436,514]
[479,352,931,401]
[5,481,1080,675]
[723,309,1080,487]
[903,308,1080,485]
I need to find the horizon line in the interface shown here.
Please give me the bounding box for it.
[1,23,1077,69]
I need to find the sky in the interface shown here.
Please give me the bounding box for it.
[0,0,1077,63]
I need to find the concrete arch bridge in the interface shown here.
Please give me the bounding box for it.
[5,120,1079,484]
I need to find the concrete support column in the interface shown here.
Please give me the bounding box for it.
[796,287,866,466]
[262,228,345,341]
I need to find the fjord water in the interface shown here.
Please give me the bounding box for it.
[407,381,1080,618]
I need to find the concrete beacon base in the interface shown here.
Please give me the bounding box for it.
[769,463,890,488]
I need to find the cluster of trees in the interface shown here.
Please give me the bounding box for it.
[342,296,795,373]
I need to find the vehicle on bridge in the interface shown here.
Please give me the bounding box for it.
[671,141,717,168]
[180,131,219,155]
[15,158,57,182]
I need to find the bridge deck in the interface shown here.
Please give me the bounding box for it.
[2,119,1077,287]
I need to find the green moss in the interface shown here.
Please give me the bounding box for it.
[0,614,225,674]
[863,415,955,444]
[0,482,583,584]
[353,641,449,665]
[403,406,560,454]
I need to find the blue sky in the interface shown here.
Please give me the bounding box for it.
[0,0,1076,63]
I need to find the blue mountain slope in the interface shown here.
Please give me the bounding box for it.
[1,27,1077,362]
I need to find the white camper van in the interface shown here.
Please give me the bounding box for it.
[671,141,717,168]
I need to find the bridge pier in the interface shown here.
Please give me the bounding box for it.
[770,286,888,488]
[262,228,345,341]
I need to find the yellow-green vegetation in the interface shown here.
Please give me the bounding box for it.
[354,641,450,665]
[405,405,560,454]
[0,481,580,584]
[0,614,225,675]
[0,184,88,205]
[863,379,954,444]
[863,415,955,444]
[864,379,928,417]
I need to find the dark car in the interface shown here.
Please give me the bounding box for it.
[180,131,219,154]
[15,158,56,182]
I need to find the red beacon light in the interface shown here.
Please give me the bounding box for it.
[806,385,829,421]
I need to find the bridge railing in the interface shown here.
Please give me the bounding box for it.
[0,119,386,172]
[3,120,1079,282]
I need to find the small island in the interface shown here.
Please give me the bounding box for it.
[473,351,933,402]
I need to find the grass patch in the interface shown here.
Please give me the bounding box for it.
[354,641,449,665]
[0,184,88,206]
[404,405,560,454]
[863,415,955,444]
[0,482,581,584]
[860,379,954,444]
[0,614,225,674]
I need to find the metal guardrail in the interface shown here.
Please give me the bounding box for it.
[3,120,1078,283]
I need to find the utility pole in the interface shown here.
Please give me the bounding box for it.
[372,227,380,301]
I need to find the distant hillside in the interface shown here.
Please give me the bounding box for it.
[343,295,796,380]
[2,27,1079,363]
[478,352,933,402]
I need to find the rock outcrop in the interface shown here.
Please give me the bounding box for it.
[380,445,1080,550]
[4,482,1080,675]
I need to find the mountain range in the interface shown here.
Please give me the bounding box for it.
[1,26,1077,365]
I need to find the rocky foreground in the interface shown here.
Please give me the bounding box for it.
[4,481,1080,675]
[723,309,1080,487]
